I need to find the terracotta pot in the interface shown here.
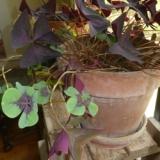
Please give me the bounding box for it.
[76,70,160,147]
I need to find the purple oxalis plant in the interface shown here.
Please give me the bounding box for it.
[75,0,160,63]
[12,0,160,68]
[11,9,61,68]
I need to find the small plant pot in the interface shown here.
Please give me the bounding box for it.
[76,70,160,148]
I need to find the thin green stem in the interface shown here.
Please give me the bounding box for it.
[49,70,77,133]
[2,66,9,89]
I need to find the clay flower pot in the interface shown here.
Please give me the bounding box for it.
[76,70,160,147]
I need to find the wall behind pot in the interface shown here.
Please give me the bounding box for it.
[145,90,158,117]
[0,0,20,57]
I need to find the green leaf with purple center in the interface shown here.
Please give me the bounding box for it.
[33,81,51,105]
[64,86,99,117]
[66,97,86,116]
[1,82,39,128]
[18,111,39,129]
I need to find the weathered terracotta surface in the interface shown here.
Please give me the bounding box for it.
[77,70,160,140]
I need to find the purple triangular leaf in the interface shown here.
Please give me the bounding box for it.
[76,0,109,36]
[109,32,142,63]
[144,0,157,17]
[20,44,60,68]
[75,76,85,93]
[49,130,69,159]
[33,5,49,18]
[33,0,56,18]
[88,19,108,36]
[11,10,31,48]
[93,0,127,11]
[37,32,62,45]
[33,15,50,40]
[19,0,31,14]
[112,12,127,40]
[127,0,150,24]
[91,0,112,17]
[154,11,160,25]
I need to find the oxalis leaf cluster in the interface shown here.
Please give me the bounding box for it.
[65,86,98,117]
[1,81,50,128]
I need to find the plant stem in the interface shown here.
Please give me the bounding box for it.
[2,66,9,89]
[0,69,12,77]
[49,70,77,133]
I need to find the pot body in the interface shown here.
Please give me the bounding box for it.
[77,71,159,139]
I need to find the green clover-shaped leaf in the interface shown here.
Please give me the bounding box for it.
[66,97,77,113]
[64,87,79,97]
[2,82,39,129]
[65,86,98,117]
[71,105,86,116]
[88,102,99,117]
[66,97,85,116]
[18,111,39,129]
[33,81,50,105]
[1,88,22,118]
[16,82,26,93]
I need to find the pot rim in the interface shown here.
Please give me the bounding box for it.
[76,68,160,75]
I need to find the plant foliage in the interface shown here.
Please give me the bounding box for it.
[1,81,50,128]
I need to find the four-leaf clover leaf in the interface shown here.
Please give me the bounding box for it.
[33,81,51,105]
[1,81,51,129]
[64,86,99,117]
